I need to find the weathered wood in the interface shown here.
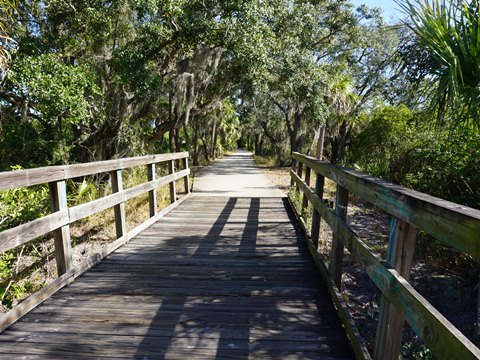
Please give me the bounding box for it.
[68,170,189,223]
[0,211,68,253]
[374,218,417,360]
[291,170,480,359]
[0,152,189,191]
[292,152,480,261]
[147,163,157,217]
[311,173,325,248]
[302,166,311,211]
[287,194,371,360]
[168,159,176,203]
[330,185,348,289]
[183,157,190,194]
[0,193,191,333]
[0,196,354,359]
[110,170,127,239]
[48,181,72,276]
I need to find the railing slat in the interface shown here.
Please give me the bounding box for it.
[374,218,417,360]
[48,181,72,276]
[0,152,189,191]
[311,173,325,248]
[147,163,157,217]
[330,184,348,289]
[110,170,127,239]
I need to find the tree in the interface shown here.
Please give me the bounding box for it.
[398,0,480,123]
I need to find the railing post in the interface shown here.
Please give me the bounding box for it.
[110,170,127,239]
[147,163,157,217]
[168,160,177,203]
[183,156,190,194]
[374,218,417,360]
[302,166,311,212]
[330,184,348,288]
[290,158,297,186]
[311,172,325,248]
[48,180,72,276]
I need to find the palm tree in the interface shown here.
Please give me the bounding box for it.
[398,0,480,123]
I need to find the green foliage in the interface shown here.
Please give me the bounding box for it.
[399,0,480,123]
[9,54,97,125]
[0,167,49,232]
[351,105,415,183]
[400,338,433,360]
[351,105,480,208]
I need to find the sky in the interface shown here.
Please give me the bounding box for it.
[351,0,406,23]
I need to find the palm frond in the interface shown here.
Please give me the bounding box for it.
[397,0,480,124]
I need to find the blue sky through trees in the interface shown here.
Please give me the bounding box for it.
[351,0,405,22]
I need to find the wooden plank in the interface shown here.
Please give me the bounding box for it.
[183,157,190,194]
[0,193,191,333]
[147,163,157,217]
[292,152,480,261]
[0,211,68,253]
[375,218,417,360]
[302,166,311,211]
[311,173,325,248]
[168,159,176,203]
[330,184,348,289]
[0,152,189,190]
[110,170,127,239]
[291,171,480,359]
[48,180,72,275]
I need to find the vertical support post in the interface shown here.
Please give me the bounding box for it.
[290,158,297,186]
[295,160,304,192]
[183,157,190,194]
[110,170,127,239]
[311,173,325,248]
[168,160,177,204]
[374,218,417,360]
[330,184,348,289]
[49,180,72,276]
[302,166,311,211]
[147,163,157,217]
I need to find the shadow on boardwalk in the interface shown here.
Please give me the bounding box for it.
[0,197,353,359]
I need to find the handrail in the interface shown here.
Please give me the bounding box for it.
[0,152,191,332]
[290,152,480,360]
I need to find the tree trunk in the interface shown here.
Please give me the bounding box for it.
[193,121,200,166]
[337,119,348,165]
[210,118,217,159]
[316,125,325,160]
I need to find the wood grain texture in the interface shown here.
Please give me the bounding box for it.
[292,152,480,260]
[374,219,417,360]
[0,196,354,360]
[0,152,189,190]
[291,170,480,359]
[0,193,192,334]
[48,180,73,275]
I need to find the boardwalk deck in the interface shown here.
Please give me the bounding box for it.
[0,152,354,359]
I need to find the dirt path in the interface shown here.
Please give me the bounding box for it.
[192,150,285,197]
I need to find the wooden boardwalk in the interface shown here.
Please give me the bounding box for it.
[0,196,354,359]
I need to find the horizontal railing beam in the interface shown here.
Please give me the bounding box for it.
[0,152,189,191]
[292,152,480,261]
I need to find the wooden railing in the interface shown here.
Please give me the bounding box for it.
[289,152,480,360]
[0,152,191,331]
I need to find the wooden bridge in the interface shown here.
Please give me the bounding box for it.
[0,151,479,359]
